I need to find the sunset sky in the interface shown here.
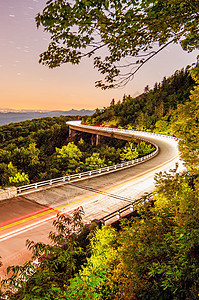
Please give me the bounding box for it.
[0,0,198,111]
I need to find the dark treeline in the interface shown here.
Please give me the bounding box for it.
[83,67,194,134]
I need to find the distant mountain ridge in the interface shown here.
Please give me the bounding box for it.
[0,109,95,126]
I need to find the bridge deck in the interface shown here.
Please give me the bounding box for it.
[0,122,183,278]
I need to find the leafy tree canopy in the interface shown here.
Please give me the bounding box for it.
[56,142,82,161]
[172,66,199,169]
[36,0,199,88]
[55,142,83,174]
[120,142,139,162]
[9,171,30,187]
[85,152,106,170]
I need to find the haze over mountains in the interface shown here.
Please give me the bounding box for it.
[0,109,96,126]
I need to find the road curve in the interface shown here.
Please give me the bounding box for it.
[0,121,184,278]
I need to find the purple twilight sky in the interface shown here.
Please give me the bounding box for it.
[0,0,198,111]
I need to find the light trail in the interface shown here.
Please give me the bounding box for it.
[0,186,133,241]
[0,206,53,228]
[0,214,56,242]
[0,207,56,232]
[0,152,180,242]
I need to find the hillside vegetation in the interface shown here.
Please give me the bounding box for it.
[83,67,194,134]
[0,116,73,187]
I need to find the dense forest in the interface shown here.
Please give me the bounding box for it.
[83,67,194,134]
[0,115,154,188]
[0,65,198,299]
[0,115,73,187]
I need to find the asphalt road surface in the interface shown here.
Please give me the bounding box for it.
[0,127,184,279]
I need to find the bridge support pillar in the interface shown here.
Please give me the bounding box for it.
[96,134,100,145]
[69,128,72,136]
[69,128,76,138]
[91,134,95,146]
[91,134,101,145]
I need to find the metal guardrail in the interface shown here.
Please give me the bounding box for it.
[17,123,178,195]
[100,193,153,225]
[17,148,158,194]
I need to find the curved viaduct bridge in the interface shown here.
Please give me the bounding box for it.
[0,121,183,278]
[67,120,181,176]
